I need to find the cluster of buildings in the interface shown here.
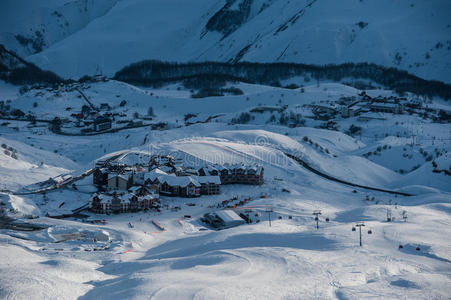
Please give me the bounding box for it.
[89,154,264,214]
[309,92,411,121]
[90,186,160,214]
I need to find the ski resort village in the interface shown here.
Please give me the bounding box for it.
[89,152,263,216]
[1,1,451,299]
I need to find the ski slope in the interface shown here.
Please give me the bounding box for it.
[0,79,450,299]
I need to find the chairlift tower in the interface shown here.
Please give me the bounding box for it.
[265,207,273,227]
[354,222,365,247]
[244,209,252,224]
[402,210,408,222]
[387,208,392,222]
[313,210,322,230]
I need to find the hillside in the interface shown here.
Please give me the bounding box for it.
[1,0,450,82]
[1,1,451,298]
[0,77,450,299]
[0,45,62,85]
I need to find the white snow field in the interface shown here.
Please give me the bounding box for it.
[0,80,450,299]
[1,0,450,82]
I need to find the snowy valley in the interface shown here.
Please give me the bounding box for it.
[0,1,450,299]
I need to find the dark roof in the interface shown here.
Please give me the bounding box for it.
[94,116,111,123]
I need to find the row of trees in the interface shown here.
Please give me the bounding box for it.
[114,60,451,100]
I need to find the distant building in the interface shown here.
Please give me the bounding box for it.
[134,168,167,185]
[134,169,219,197]
[249,106,284,113]
[151,122,167,130]
[93,116,112,131]
[99,103,111,111]
[216,164,264,185]
[312,105,337,120]
[159,176,201,197]
[107,173,132,190]
[198,166,219,176]
[93,168,109,186]
[369,103,403,114]
[90,192,159,214]
[203,210,245,229]
[340,106,357,118]
[357,112,387,122]
[196,176,221,195]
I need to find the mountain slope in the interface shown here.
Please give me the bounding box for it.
[1,0,448,82]
[0,45,62,84]
[0,0,119,57]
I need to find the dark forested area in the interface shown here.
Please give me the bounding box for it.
[0,44,62,85]
[114,60,451,100]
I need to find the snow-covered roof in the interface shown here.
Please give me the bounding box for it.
[128,186,141,193]
[98,195,113,204]
[215,210,244,224]
[160,175,200,187]
[195,176,221,184]
[118,151,151,165]
[203,165,218,173]
[370,103,400,108]
[159,165,173,173]
[213,163,263,174]
[144,168,169,181]
[121,193,136,201]
[118,173,130,181]
[358,112,388,120]
[107,173,131,181]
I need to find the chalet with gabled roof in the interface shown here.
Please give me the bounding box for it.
[107,173,132,190]
[211,164,264,185]
[90,191,159,214]
[159,175,201,197]
[93,168,109,186]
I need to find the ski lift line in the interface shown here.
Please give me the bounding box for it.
[235,206,326,218]
[75,88,98,112]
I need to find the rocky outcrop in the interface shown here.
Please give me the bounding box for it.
[206,0,253,37]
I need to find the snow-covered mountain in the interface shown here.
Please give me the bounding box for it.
[1,2,451,299]
[1,0,450,82]
[0,0,119,57]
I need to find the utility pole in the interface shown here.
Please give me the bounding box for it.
[386,208,392,222]
[266,207,273,227]
[354,222,365,246]
[313,210,322,229]
[245,209,252,224]
[402,210,408,222]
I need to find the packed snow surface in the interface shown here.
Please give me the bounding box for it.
[0,80,450,299]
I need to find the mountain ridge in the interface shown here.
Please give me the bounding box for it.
[1,0,450,82]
